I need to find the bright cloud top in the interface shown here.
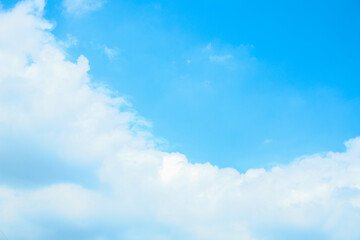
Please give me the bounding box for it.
[1,1,360,239]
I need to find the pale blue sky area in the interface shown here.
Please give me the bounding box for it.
[3,0,360,171]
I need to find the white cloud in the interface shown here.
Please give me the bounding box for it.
[58,34,78,48]
[204,43,233,62]
[264,138,273,144]
[204,43,212,51]
[62,0,104,15]
[209,54,233,63]
[1,1,360,240]
[103,45,118,60]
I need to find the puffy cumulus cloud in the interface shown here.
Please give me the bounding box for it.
[62,0,104,15]
[1,1,360,239]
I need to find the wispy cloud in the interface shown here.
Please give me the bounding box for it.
[204,42,212,51]
[103,45,118,60]
[58,34,78,48]
[62,0,104,15]
[264,138,273,144]
[209,54,233,62]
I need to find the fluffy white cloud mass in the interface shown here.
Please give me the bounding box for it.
[1,1,360,239]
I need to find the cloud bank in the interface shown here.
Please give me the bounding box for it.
[1,1,360,239]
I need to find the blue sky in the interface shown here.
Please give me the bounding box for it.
[23,0,360,170]
[1,0,360,239]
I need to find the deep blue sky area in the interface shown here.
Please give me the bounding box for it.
[3,0,360,171]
